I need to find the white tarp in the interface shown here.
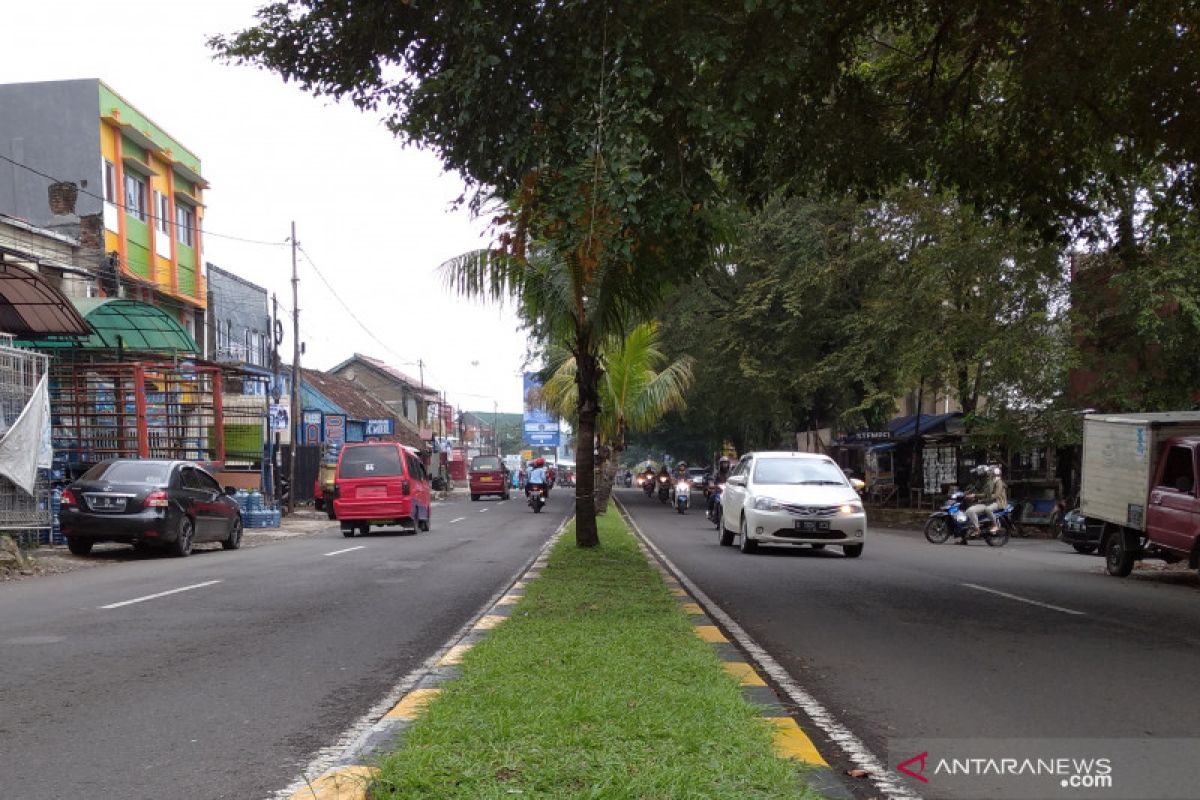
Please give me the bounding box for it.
[0,375,51,494]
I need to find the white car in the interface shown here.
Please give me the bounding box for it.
[719,451,866,557]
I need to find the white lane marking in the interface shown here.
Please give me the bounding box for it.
[269,516,570,800]
[449,517,466,523]
[961,583,1086,616]
[99,580,223,610]
[324,546,366,557]
[478,508,488,513]
[618,498,921,800]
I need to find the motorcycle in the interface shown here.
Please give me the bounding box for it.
[924,491,1015,547]
[643,475,655,498]
[673,479,690,514]
[706,483,724,529]
[657,475,671,504]
[528,485,546,514]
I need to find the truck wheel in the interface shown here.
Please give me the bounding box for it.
[1105,529,1137,577]
[1072,543,1098,555]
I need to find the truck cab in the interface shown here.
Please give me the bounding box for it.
[1144,437,1200,561]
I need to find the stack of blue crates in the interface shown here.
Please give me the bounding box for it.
[234,490,281,529]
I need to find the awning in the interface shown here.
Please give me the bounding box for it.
[0,262,92,337]
[888,412,965,439]
[28,298,199,352]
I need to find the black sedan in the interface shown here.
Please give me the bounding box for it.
[1060,507,1104,555]
[60,460,243,557]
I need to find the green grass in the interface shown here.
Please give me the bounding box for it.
[369,511,822,799]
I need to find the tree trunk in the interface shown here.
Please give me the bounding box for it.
[574,347,600,547]
[594,445,620,514]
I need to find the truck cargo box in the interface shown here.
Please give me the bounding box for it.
[1081,412,1200,531]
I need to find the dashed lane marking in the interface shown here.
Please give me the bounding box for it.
[961,582,1086,616]
[323,546,365,557]
[99,580,222,610]
[449,517,466,523]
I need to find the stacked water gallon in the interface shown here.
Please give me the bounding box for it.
[235,490,281,528]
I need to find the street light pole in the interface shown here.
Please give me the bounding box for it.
[288,221,299,516]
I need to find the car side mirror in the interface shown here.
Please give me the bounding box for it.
[223,486,238,496]
[728,475,746,486]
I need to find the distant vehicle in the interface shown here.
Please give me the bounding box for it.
[1078,413,1200,577]
[719,452,865,557]
[469,455,510,501]
[687,467,708,485]
[59,459,242,558]
[923,488,1014,547]
[333,442,432,537]
[1059,508,1103,555]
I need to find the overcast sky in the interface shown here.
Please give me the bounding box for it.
[2,0,530,414]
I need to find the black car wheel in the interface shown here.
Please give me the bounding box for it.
[222,515,243,550]
[738,517,758,554]
[66,537,93,556]
[418,508,430,532]
[843,543,864,558]
[718,513,734,547]
[342,526,356,538]
[171,517,194,558]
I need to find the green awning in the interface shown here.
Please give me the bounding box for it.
[28,298,199,352]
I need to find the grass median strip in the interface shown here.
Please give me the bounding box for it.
[368,512,822,799]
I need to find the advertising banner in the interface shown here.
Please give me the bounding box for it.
[324,414,346,446]
[523,372,559,446]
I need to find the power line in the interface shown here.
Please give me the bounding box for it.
[0,152,288,247]
[296,244,419,367]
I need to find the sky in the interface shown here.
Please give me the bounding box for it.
[1,1,530,414]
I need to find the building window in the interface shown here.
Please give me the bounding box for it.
[124,173,147,221]
[102,160,117,203]
[154,191,170,235]
[176,204,195,247]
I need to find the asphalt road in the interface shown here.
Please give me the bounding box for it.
[1,492,564,800]
[618,489,1200,789]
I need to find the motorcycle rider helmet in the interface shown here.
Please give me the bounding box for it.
[973,465,990,477]
[992,465,1002,477]
[535,457,545,467]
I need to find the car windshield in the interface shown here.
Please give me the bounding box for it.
[81,461,171,486]
[339,445,403,478]
[472,456,502,471]
[752,458,848,486]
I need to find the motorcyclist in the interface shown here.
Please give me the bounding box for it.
[964,465,1007,543]
[527,457,548,504]
[707,456,732,515]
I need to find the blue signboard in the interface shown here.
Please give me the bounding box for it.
[365,418,394,436]
[523,372,560,445]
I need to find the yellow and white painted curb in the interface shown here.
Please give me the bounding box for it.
[279,521,569,800]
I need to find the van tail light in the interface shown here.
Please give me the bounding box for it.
[402,479,411,496]
[145,490,170,509]
[60,488,78,507]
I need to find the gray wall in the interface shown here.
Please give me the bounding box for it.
[208,263,271,368]
[0,79,102,230]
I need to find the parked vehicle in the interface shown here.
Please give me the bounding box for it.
[1077,413,1200,577]
[719,452,866,557]
[469,455,511,501]
[333,442,432,537]
[528,484,546,513]
[923,491,1015,547]
[1059,508,1103,554]
[59,459,242,558]
[673,478,690,514]
[313,442,340,518]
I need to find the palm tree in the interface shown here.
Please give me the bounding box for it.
[442,246,663,547]
[542,321,694,512]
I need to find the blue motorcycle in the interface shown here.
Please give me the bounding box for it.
[924,491,1014,547]
[706,482,724,530]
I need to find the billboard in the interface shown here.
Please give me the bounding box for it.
[523,372,560,446]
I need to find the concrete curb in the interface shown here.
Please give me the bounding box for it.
[614,498,858,800]
[277,515,571,800]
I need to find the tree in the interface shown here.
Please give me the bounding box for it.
[541,321,694,512]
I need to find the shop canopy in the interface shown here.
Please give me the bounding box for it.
[0,261,92,337]
[27,298,199,352]
[888,412,964,439]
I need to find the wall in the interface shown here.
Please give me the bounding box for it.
[0,79,103,231]
[207,264,270,368]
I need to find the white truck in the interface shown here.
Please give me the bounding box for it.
[1080,412,1200,576]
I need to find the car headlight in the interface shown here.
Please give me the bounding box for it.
[752,496,782,511]
[838,502,864,515]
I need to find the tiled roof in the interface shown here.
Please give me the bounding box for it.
[336,353,440,399]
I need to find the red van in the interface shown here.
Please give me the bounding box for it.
[469,454,511,501]
[333,442,432,537]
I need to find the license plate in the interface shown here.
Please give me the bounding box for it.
[795,520,830,532]
[89,495,125,511]
[480,476,493,481]
[359,487,386,498]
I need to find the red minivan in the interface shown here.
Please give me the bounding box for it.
[469,454,510,501]
[333,443,432,537]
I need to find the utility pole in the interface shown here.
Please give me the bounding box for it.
[288,221,299,515]
[418,359,424,389]
[493,400,499,456]
[269,293,280,508]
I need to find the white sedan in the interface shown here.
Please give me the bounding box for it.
[719,451,866,557]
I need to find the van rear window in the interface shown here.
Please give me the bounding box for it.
[472,456,502,471]
[339,446,403,478]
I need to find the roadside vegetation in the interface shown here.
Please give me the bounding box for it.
[368,512,820,799]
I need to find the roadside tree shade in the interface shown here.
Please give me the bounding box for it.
[29,298,199,352]
[0,262,92,337]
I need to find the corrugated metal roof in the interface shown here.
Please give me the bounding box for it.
[301,368,423,448]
